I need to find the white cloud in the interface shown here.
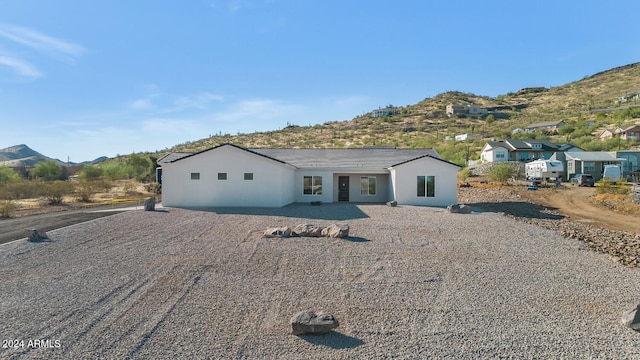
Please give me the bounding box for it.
[0,24,83,64]
[0,55,42,79]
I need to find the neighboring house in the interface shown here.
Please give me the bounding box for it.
[612,150,640,178]
[562,152,626,181]
[598,127,623,142]
[511,128,525,135]
[525,120,566,133]
[620,125,640,140]
[616,92,640,103]
[158,143,461,208]
[517,86,547,95]
[480,139,581,163]
[446,104,487,118]
[371,106,395,118]
[455,133,471,141]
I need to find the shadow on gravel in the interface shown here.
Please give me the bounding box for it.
[466,201,565,220]
[27,237,55,243]
[190,203,370,221]
[344,237,370,243]
[298,331,365,349]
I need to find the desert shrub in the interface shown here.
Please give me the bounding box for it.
[488,163,516,184]
[458,168,472,182]
[31,160,63,181]
[596,180,629,195]
[144,182,161,194]
[41,181,74,204]
[0,199,15,218]
[76,179,112,202]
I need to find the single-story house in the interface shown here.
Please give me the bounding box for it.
[158,143,461,208]
[480,139,582,163]
[526,120,566,133]
[446,104,487,118]
[560,151,626,181]
[598,127,623,142]
[371,106,395,118]
[611,150,640,178]
[620,125,640,140]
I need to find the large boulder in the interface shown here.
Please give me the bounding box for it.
[447,204,472,214]
[292,224,323,237]
[263,227,292,238]
[321,224,349,238]
[25,229,48,241]
[144,197,156,211]
[291,311,339,335]
[621,304,640,331]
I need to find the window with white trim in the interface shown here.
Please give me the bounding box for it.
[244,173,253,180]
[417,176,435,197]
[360,176,376,196]
[303,176,322,195]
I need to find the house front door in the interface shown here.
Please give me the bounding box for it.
[338,176,349,201]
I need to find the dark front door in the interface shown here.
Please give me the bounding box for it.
[338,176,349,201]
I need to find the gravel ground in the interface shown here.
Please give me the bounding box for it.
[1,203,639,359]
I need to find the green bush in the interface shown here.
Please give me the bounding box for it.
[78,164,104,181]
[458,168,472,182]
[489,164,516,183]
[596,180,630,195]
[31,160,63,181]
[0,166,21,185]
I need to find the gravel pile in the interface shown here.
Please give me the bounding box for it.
[459,186,640,267]
[1,204,639,359]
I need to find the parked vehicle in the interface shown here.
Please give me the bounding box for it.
[570,174,595,187]
[525,160,564,182]
[602,165,622,182]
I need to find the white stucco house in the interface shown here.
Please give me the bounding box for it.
[157,143,461,208]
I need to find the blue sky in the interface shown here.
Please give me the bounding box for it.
[1,0,638,162]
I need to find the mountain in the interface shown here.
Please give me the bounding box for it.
[164,62,640,165]
[0,144,105,168]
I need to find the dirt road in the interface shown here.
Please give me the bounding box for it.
[520,185,639,233]
[0,208,129,245]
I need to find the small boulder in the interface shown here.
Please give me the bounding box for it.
[144,197,156,211]
[263,227,292,238]
[291,310,339,335]
[447,204,472,214]
[292,224,323,237]
[25,229,48,241]
[621,304,640,331]
[386,200,397,207]
[321,224,349,238]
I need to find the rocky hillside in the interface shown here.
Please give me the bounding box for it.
[165,62,640,166]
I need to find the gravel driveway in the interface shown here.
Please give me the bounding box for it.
[1,204,639,359]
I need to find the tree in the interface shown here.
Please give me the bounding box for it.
[78,164,103,181]
[0,166,21,185]
[126,154,153,181]
[31,160,63,181]
[489,164,516,184]
[102,160,129,181]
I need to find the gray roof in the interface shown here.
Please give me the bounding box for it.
[160,144,458,170]
[252,148,445,169]
[157,152,191,164]
[565,152,625,162]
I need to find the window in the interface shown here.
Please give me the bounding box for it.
[218,172,227,180]
[496,151,505,159]
[417,176,435,197]
[191,172,200,180]
[582,161,595,172]
[360,176,376,196]
[244,173,253,180]
[303,176,322,195]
